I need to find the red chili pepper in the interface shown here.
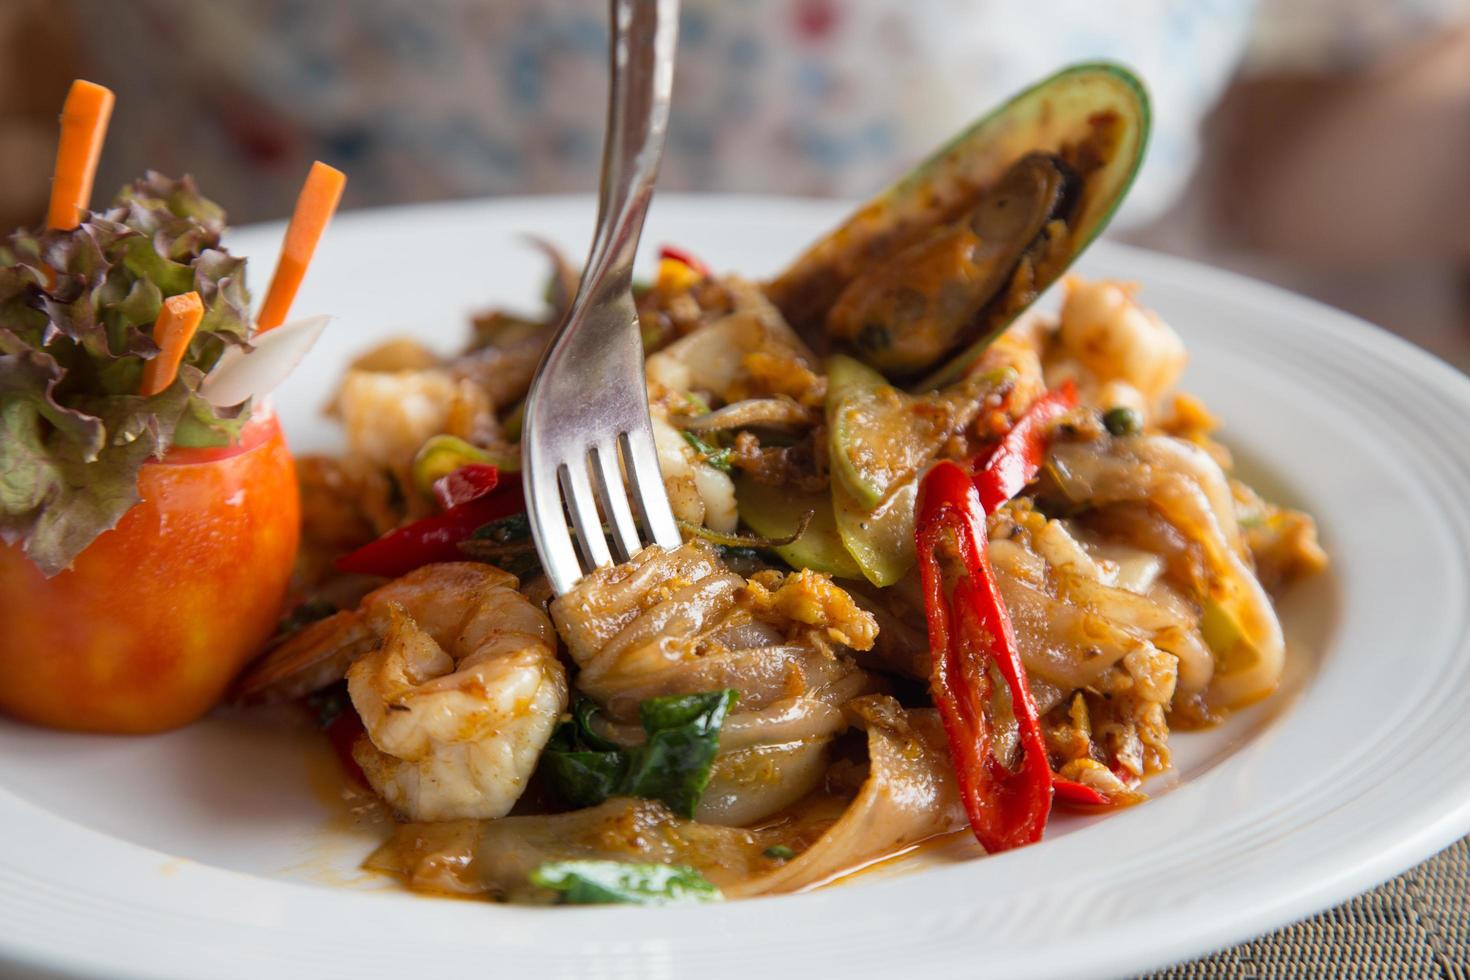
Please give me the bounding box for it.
[1052,776,1113,808]
[916,460,1052,852]
[658,244,709,277]
[335,481,525,578]
[432,463,500,510]
[973,381,1077,514]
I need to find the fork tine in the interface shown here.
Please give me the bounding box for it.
[525,459,582,594]
[559,459,613,572]
[621,429,681,550]
[591,440,642,562]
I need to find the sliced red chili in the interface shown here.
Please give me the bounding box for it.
[1051,775,1113,808]
[335,481,525,578]
[973,381,1077,514]
[432,463,500,510]
[657,244,709,277]
[916,460,1052,852]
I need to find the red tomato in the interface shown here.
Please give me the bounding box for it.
[0,410,300,733]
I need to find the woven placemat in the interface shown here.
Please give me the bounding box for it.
[1144,836,1468,979]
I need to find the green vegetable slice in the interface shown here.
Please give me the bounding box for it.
[539,690,738,818]
[736,475,863,580]
[827,354,926,508]
[827,353,1001,510]
[530,860,723,906]
[832,472,918,588]
[411,434,520,495]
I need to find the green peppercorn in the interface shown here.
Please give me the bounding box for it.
[1102,406,1142,437]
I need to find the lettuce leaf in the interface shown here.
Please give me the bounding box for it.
[0,172,255,574]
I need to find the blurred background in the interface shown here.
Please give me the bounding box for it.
[2,0,1467,367]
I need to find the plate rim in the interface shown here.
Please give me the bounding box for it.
[2,192,1469,980]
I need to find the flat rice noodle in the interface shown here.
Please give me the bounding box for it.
[592,643,860,720]
[574,574,746,700]
[644,281,818,402]
[698,736,835,826]
[989,540,1140,695]
[549,540,882,823]
[550,542,726,665]
[365,695,965,899]
[1048,436,1284,708]
[727,696,965,895]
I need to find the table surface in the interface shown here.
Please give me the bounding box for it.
[1144,836,1468,979]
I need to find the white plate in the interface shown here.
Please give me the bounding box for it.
[2,195,1468,980]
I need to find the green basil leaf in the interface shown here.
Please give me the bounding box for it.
[538,744,626,809]
[622,690,736,818]
[680,429,732,472]
[572,697,621,753]
[530,860,722,906]
[538,690,738,818]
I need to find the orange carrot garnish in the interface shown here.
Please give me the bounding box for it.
[255,161,346,332]
[47,80,116,231]
[140,292,205,396]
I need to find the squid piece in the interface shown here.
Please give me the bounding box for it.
[1046,434,1287,710]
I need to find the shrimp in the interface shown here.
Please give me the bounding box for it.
[335,368,493,468]
[233,563,567,822]
[344,563,568,821]
[1048,277,1187,410]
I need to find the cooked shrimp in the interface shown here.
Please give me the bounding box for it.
[235,563,567,821]
[336,368,493,468]
[344,563,568,821]
[1049,278,1186,409]
[232,610,377,704]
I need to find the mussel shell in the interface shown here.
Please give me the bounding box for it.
[825,153,1075,377]
[765,62,1150,390]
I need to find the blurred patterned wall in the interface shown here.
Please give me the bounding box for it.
[3,0,1466,364]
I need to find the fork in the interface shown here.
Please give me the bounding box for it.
[521,0,683,595]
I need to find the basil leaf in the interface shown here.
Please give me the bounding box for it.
[470,511,532,544]
[539,689,738,818]
[623,691,736,817]
[573,697,621,753]
[530,860,722,906]
[680,429,732,472]
[537,742,625,810]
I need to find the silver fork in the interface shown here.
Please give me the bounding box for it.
[521,0,683,595]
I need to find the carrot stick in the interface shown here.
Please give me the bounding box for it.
[255,161,346,332]
[140,292,205,396]
[47,80,116,231]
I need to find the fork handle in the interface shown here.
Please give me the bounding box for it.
[580,0,680,299]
